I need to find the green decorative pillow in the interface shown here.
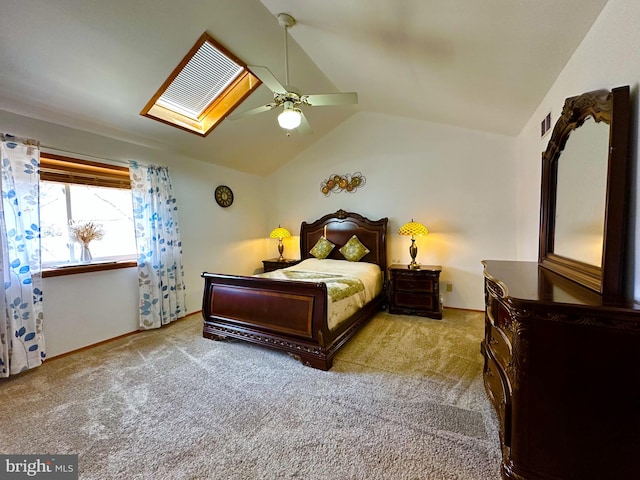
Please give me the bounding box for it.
[339,235,370,262]
[310,236,335,259]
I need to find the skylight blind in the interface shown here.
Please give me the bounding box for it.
[140,32,261,137]
[157,41,244,119]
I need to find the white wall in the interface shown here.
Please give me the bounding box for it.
[267,112,518,310]
[516,0,640,300]
[43,267,138,357]
[0,110,270,357]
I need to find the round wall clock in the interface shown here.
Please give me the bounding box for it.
[214,185,234,207]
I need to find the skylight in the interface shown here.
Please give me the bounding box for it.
[141,32,260,136]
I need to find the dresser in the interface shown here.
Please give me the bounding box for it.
[482,260,640,480]
[388,264,442,319]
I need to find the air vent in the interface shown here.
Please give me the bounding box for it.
[541,112,552,137]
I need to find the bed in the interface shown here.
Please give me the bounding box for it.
[201,209,388,370]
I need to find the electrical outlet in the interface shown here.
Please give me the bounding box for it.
[446,283,453,292]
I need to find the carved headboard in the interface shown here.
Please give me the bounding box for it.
[300,210,388,272]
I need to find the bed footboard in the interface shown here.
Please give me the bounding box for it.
[202,272,337,369]
[201,272,383,370]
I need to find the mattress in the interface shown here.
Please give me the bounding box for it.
[255,258,383,330]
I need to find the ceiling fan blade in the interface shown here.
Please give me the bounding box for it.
[227,103,277,120]
[296,111,312,134]
[248,65,288,95]
[303,92,358,106]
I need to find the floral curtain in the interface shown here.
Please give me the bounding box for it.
[0,134,44,377]
[129,161,186,329]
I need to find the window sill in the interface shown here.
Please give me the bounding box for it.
[42,260,137,278]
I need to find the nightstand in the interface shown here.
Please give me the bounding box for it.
[388,264,442,319]
[262,258,301,273]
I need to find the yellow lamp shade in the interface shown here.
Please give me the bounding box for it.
[270,226,291,262]
[270,226,291,239]
[398,220,428,237]
[398,219,428,269]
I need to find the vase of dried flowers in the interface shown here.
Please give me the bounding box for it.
[80,244,92,263]
[69,221,104,263]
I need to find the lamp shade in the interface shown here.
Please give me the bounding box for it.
[270,226,291,239]
[278,108,302,130]
[398,220,428,237]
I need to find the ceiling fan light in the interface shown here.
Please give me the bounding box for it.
[278,108,302,130]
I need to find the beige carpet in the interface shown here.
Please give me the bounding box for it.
[0,308,501,479]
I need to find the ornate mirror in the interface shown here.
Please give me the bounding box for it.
[539,86,631,299]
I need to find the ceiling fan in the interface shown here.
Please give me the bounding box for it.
[228,13,358,133]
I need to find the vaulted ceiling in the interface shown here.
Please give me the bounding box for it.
[0,0,608,176]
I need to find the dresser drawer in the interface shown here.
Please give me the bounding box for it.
[496,301,511,328]
[486,292,499,324]
[487,296,513,344]
[487,323,511,371]
[393,276,436,293]
[392,291,436,309]
[483,351,512,446]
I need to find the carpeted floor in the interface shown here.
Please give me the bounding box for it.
[0,308,501,479]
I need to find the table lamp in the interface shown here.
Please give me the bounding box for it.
[269,225,291,261]
[398,219,429,269]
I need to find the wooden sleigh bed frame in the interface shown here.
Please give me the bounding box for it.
[201,210,388,370]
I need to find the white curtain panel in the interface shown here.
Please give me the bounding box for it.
[129,162,187,329]
[0,134,45,376]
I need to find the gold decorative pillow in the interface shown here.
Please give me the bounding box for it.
[339,235,370,262]
[310,236,335,259]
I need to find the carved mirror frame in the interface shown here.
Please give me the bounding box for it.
[539,86,631,299]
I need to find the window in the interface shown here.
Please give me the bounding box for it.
[39,154,137,271]
[140,32,261,136]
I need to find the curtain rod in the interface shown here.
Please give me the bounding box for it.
[41,145,131,167]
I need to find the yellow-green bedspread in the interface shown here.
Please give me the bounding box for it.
[254,258,383,331]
